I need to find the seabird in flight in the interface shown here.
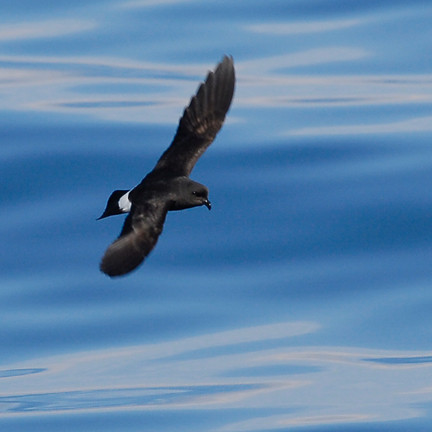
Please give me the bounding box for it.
[98,55,235,277]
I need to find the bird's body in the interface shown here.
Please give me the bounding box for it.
[98,56,235,277]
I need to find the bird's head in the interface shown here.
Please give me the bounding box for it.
[186,180,211,210]
[191,186,212,210]
[171,179,211,210]
[97,189,131,220]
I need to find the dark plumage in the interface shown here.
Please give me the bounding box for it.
[98,56,235,277]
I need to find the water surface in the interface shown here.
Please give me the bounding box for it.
[1,1,432,431]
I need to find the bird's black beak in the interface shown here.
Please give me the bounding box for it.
[204,199,212,210]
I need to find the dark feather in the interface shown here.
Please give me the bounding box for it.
[100,202,168,277]
[153,55,235,176]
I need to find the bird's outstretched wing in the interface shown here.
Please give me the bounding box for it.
[153,55,235,177]
[100,201,168,277]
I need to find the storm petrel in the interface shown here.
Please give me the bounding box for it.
[98,56,235,277]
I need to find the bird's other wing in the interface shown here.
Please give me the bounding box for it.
[100,201,168,277]
[152,55,235,177]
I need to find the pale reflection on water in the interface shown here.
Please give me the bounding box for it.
[1,321,432,430]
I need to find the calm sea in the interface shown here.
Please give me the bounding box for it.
[1,1,432,431]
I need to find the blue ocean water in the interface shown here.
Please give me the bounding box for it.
[1,1,432,430]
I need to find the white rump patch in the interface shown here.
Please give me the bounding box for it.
[119,191,132,213]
